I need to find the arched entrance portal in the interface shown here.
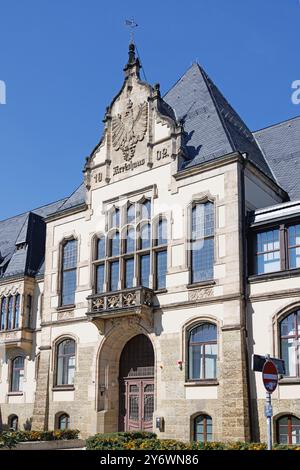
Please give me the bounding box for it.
[119,334,154,432]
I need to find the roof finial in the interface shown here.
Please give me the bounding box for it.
[125,18,138,45]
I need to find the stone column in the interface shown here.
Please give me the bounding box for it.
[220,325,250,441]
[31,347,51,430]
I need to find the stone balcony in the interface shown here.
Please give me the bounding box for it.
[0,328,33,352]
[86,286,154,333]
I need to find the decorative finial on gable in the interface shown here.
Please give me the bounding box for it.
[124,41,141,78]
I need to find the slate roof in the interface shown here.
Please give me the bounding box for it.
[0,199,67,280]
[164,63,275,180]
[254,116,300,201]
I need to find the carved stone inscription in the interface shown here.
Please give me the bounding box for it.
[188,287,213,302]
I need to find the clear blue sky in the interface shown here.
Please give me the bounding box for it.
[0,0,299,220]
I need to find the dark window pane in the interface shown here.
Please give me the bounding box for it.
[111,232,120,257]
[140,224,151,250]
[141,200,151,220]
[125,228,135,253]
[140,254,150,287]
[194,415,212,443]
[62,240,77,270]
[191,238,214,282]
[127,204,135,224]
[7,296,14,330]
[125,258,134,288]
[58,414,70,430]
[112,208,120,227]
[62,270,76,305]
[11,357,24,392]
[255,229,280,274]
[0,297,6,330]
[96,264,105,294]
[110,261,119,291]
[192,202,214,239]
[14,295,20,329]
[56,340,75,385]
[157,219,167,245]
[156,250,167,289]
[190,324,217,343]
[97,237,105,259]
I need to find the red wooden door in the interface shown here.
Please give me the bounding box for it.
[125,378,154,431]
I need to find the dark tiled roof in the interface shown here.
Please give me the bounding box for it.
[164,63,275,180]
[0,199,67,280]
[55,184,85,213]
[254,117,300,201]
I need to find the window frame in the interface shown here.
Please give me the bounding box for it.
[10,356,25,393]
[193,414,213,443]
[250,220,300,276]
[188,199,215,285]
[187,322,218,382]
[279,311,300,378]
[277,415,300,445]
[59,238,78,307]
[54,338,76,388]
[57,413,70,430]
[153,217,168,291]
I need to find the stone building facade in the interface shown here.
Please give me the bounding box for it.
[1,44,300,444]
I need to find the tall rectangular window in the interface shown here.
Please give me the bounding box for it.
[255,229,280,274]
[125,258,134,289]
[110,261,119,292]
[288,224,300,269]
[156,250,167,289]
[7,296,14,330]
[191,202,214,283]
[61,240,77,306]
[140,254,150,288]
[0,297,6,330]
[96,264,105,294]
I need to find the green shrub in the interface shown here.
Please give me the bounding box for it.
[86,431,156,450]
[0,432,19,449]
[5,429,80,443]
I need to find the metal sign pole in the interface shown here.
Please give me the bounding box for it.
[265,391,272,450]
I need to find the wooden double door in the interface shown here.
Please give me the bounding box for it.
[119,335,155,432]
[123,378,154,431]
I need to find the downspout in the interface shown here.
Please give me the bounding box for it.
[239,154,253,441]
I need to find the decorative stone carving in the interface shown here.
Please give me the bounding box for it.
[93,297,104,311]
[123,292,136,307]
[107,295,119,309]
[57,310,74,321]
[188,287,213,302]
[112,100,148,161]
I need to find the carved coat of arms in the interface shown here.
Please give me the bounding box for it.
[112,99,148,161]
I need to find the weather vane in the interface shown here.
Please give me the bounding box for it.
[125,18,138,44]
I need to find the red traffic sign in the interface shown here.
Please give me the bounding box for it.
[262,360,278,393]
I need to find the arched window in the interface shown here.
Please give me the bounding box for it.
[125,227,135,254]
[61,239,77,306]
[110,231,120,257]
[194,414,212,442]
[0,297,6,330]
[188,323,217,380]
[11,356,25,392]
[127,204,136,224]
[94,236,105,294]
[154,218,168,290]
[190,201,214,283]
[8,414,18,431]
[141,199,151,220]
[111,207,120,228]
[14,294,20,329]
[56,339,76,386]
[277,415,300,445]
[280,310,300,377]
[57,413,70,430]
[140,223,151,250]
[7,296,13,330]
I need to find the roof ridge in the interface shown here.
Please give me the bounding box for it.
[197,64,236,152]
[163,62,199,100]
[253,115,300,134]
[0,197,67,225]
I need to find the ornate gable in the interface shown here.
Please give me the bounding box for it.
[84,43,186,191]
